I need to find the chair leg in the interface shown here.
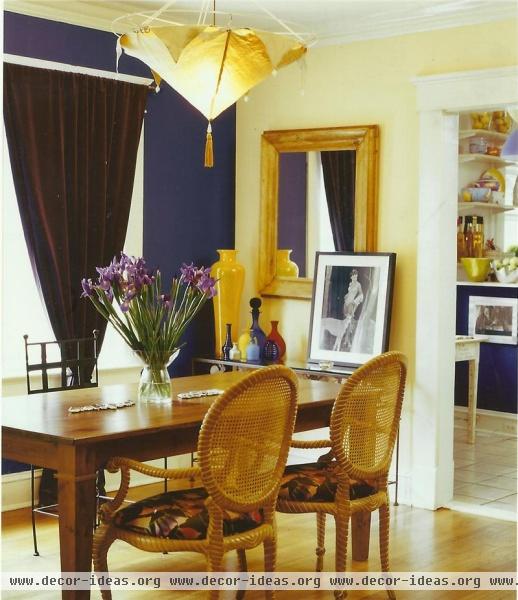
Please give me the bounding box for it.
[316,512,326,571]
[236,549,247,600]
[334,513,349,600]
[207,547,223,600]
[379,503,396,600]
[92,525,116,600]
[30,465,40,556]
[263,538,276,600]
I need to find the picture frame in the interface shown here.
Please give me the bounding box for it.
[468,296,518,345]
[307,252,396,367]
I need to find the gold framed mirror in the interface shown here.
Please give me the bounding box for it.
[258,125,379,299]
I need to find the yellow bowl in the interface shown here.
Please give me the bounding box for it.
[461,258,491,282]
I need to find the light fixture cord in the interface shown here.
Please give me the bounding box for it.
[142,0,176,28]
[250,0,306,44]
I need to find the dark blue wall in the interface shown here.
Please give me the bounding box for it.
[455,285,518,414]
[3,11,236,472]
[278,152,307,276]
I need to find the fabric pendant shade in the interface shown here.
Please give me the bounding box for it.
[119,25,306,166]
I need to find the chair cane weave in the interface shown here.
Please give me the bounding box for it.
[276,351,407,600]
[93,365,298,600]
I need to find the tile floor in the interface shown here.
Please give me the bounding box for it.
[453,427,517,517]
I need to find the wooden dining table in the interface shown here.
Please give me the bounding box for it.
[2,370,370,599]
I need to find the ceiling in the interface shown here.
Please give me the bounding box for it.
[4,0,517,46]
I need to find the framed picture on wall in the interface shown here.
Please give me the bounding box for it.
[307,252,396,367]
[468,296,518,345]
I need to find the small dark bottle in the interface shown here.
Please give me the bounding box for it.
[263,339,280,363]
[221,323,233,360]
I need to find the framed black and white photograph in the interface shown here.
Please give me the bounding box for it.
[307,252,396,367]
[468,296,518,345]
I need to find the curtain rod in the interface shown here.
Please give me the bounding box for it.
[4,53,154,88]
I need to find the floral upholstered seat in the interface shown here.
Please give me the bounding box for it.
[279,462,377,503]
[113,487,264,540]
[276,352,407,600]
[93,366,300,600]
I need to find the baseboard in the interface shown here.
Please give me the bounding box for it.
[454,406,517,437]
[1,454,192,513]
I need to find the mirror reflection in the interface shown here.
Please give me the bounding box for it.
[277,150,356,278]
[259,125,379,300]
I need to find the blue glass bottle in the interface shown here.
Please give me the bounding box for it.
[246,336,261,362]
[249,297,267,359]
[263,339,280,363]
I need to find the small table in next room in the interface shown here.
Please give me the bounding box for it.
[455,335,488,444]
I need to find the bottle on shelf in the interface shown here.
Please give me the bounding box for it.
[249,298,267,358]
[221,323,233,360]
[472,216,484,258]
[463,215,474,258]
[457,216,466,261]
[229,342,241,361]
[246,336,260,362]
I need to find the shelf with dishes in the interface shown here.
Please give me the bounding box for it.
[459,129,508,143]
[457,110,517,285]
[458,153,516,167]
[458,202,514,214]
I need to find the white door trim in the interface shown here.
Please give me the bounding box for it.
[412,66,518,509]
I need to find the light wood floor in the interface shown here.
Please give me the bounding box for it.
[2,481,516,599]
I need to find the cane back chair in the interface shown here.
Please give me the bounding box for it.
[24,331,105,556]
[276,351,407,600]
[93,365,299,600]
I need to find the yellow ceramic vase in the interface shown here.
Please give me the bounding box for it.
[276,249,299,277]
[211,249,245,357]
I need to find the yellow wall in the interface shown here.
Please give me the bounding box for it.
[235,19,518,382]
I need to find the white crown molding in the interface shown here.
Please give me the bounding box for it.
[4,0,518,45]
[413,66,518,112]
[316,8,518,47]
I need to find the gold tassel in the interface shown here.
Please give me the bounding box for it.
[204,122,214,168]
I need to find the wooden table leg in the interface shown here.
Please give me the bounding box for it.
[351,512,371,561]
[467,357,478,445]
[57,446,97,599]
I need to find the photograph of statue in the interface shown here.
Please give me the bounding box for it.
[307,252,395,367]
[319,265,379,354]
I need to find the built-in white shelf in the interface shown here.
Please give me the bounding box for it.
[458,153,517,167]
[458,202,514,214]
[459,129,509,143]
[456,281,518,288]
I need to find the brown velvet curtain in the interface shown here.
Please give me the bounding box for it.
[3,63,148,503]
[3,63,147,357]
[320,150,356,251]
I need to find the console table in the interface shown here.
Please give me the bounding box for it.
[192,356,356,379]
[193,356,401,504]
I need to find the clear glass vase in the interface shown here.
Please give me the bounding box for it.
[135,350,179,403]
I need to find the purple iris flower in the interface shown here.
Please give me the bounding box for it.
[159,294,173,310]
[81,278,94,298]
[180,262,197,285]
[198,273,217,297]
[179,264,217,297]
